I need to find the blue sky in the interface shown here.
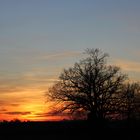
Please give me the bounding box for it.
[0,0,140,121]
[1,0,140,51]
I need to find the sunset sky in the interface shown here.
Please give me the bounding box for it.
[0,0,140,121]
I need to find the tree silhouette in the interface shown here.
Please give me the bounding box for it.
[48,48,139,122]
[119,83,140,120]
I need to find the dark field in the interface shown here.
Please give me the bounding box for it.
[0,120,139,140]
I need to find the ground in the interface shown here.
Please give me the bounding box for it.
[0,120,139,140]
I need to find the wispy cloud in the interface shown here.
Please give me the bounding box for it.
[111,58,140,82]
[34,112,66,117]
[4,111,31,115]
[0,109,7,112]
[39,51,81,61]
[22,72,59,83]
[0,86,22,94]
[113,59,140,72]
[0,50,80,95]
[133,50,140,57]
[0,47,81,66]
[10,104,20,107]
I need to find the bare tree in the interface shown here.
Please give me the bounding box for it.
[48,49,128,121]
[119,83,140,120]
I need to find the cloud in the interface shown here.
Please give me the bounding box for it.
[0,86,22,94]
[113,59,140,72]
[34,112,70,118]
[40,51,81,61]
[10,104,20,107]
[4,111,31,115]
[0,47,81,66]
[0,75,29,94]
[110,58,140,81]
[0,109,7,112]
[0,51,77,95]
[0,101,20,108]
[128,48,140,57]
[0,50,81,96]
[22,72,59,83]
[0,100,5,105]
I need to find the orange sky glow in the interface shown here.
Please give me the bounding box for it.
[0,57,139,122]
[0,51,82,121]
[0,87,70,121]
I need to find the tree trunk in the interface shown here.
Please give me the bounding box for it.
[87,111,105,128]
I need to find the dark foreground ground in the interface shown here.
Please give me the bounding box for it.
[0,120,140,140]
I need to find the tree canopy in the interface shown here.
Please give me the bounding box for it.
[48,48,140,121]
